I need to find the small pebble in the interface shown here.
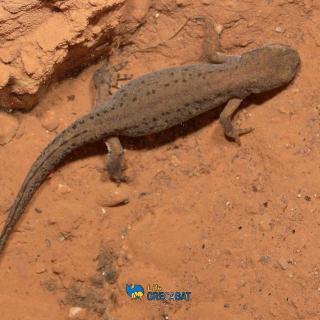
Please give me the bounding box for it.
[39,110,60,132]
[68,307,87,319]
[96,186,130,207]
[275,26,286,33]
[56,183,72,195]
[35,263,47,274]
[215,24,224,35]
[0,112,19,145]
[278,258,289,270]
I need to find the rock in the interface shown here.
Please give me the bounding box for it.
[0,112,19,145]
[275,26,286,33]
[96,185,130,207]
[0,0,143,110]
[35,263,47,274]
[278,258,289,270]
[56,183,72,195]
[68,307,87,319]
[39,110,60,131]
[215,24,224,35]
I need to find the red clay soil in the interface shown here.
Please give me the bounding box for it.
[1,0,320,319]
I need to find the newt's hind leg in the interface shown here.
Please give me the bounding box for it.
[91,63,129,182]
[219,98,254,145]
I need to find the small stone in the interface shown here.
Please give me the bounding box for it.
[97,186,130,207]
[278,258,289,270]
[0,112,19,145]
[275,26,285,33]
[56,183,72,195]
[35,263,47,274]
[39,110,60,132]
[68,307,87,319]
[215,24,224,35]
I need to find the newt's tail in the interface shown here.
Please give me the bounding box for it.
[0,114,108,255]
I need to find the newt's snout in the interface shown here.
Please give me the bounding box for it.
[265,43,300,84]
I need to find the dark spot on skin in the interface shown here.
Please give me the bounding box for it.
[164,83,170,87]
[120,103,124,107]
[90,115,94,119]
[170,72,174,76]
[177,108,181,112]
[182,79,187,83]
[198,73,202,77]
[185,103,190,107]
[202,76,206,80]
[146,91,151,96]
[152,89,156,94]
[174,79,179,83]
[132,97,137,102]
[96,112,100,116]
[152,117,157,121]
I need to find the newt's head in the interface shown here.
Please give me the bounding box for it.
[242,44,300,93]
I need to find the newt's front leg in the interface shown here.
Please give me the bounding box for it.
[91,63,128,182]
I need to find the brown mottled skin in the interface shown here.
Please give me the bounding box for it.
[0,43,300,255]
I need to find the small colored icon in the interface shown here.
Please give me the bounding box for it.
[126,284,145,300]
